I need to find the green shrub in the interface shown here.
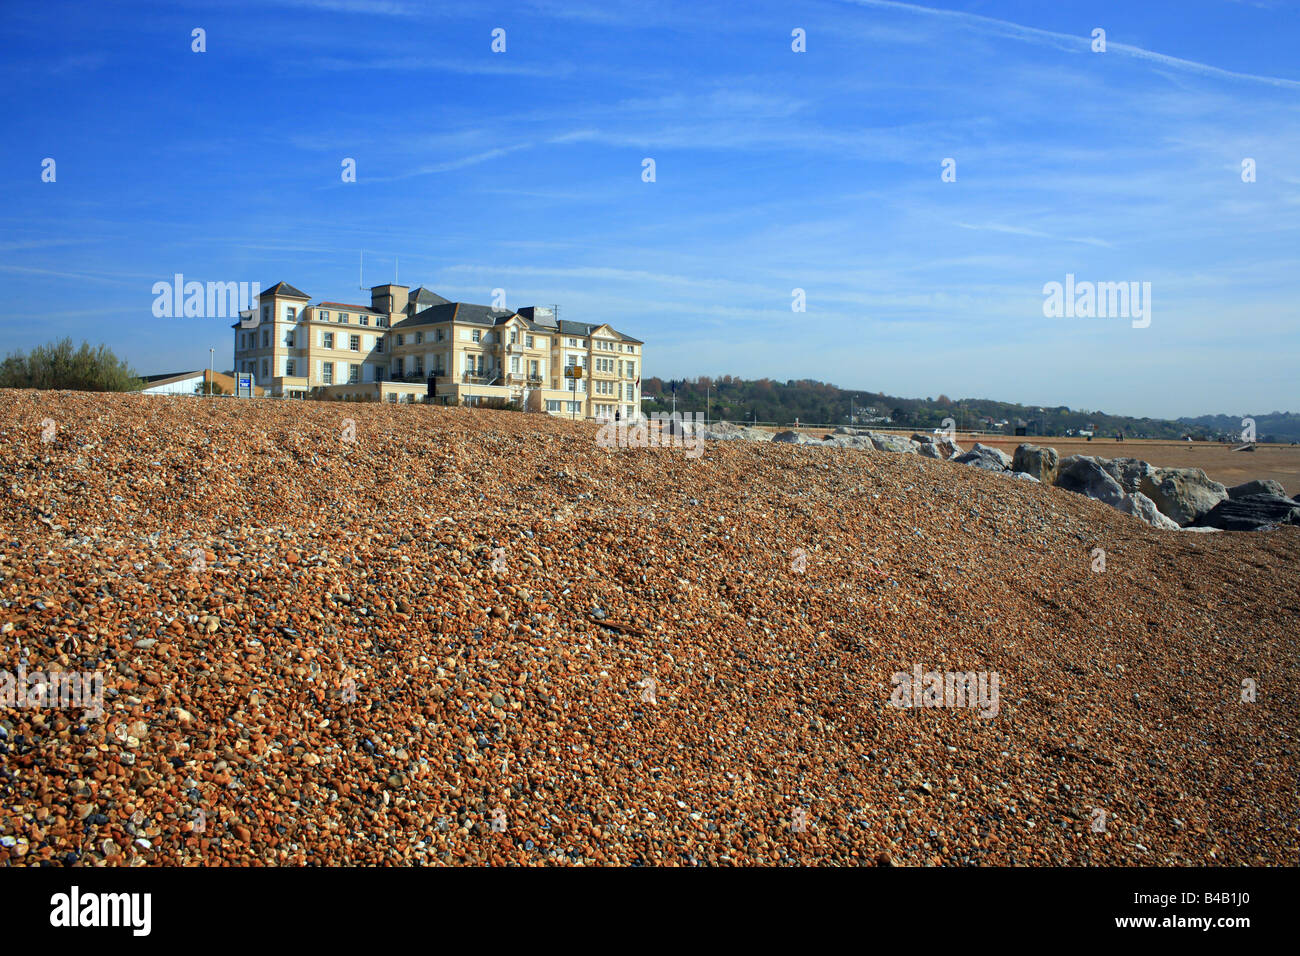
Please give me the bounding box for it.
[0,338,142,392]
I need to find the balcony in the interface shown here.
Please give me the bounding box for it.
[504,371,544,384]
[462,369,500,384]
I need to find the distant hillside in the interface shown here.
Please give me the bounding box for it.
[640,376,1298,443]
[1176,412,1300,444]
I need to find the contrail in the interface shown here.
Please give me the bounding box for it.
[839,0,1300,90]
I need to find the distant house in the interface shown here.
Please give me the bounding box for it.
[137,369,258,396]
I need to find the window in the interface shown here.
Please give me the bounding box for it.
[396,334,404,346]
[415,331,423,344]
[509,331,518,345]
[320,310,330,321]
[395,357,404,377]
[378,316,389,328]
[323,332,334,349]
[286,359,295,376]
[511,356,520,373]
[472,330,481,343]
[287,307,297,320]
[348,364,360,384]
[436,329,445,341]
[529,360,539,378]
[360,314,370,326]
[339,312,349,323]
[526,335,534,348]
[415,356,423,374]
[374,366,384,382]
[350,335,360,351]
[376,336,384,353]
[323,362,334,385]
[261,359,269,380]
[285,330,295,347]
[261,330,269,348]
[627,361,636,378]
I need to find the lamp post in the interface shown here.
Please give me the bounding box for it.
[208,348,214,397]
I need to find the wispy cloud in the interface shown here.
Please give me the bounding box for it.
[252,0,426,16]
[309,57,575,78]
[955,222,1113,249]
[839,0,1300,89]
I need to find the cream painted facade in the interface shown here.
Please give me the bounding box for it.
[231,281,643,417]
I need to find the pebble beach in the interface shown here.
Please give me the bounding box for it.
[2,390,1297,866]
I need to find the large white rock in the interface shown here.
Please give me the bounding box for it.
[1117,492,1180,530]
[864,432,919,454]
[954,443,1012,471]
[1138,467,1228,526]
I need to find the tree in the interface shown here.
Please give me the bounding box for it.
[195,379,226,396]
[0,338,141,392]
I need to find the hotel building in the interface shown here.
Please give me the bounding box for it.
[232,281,643,418]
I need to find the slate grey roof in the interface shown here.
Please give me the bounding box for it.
[408,287,452,309]
[393,301,514,330]
[318,301,380,313]
[261,281,310,299]
[556,320,643,345]
[517,306,558,329]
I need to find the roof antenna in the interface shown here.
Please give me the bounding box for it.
[359,250,365,291]
[394,257,398,285]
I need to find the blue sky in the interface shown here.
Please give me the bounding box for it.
[1,0,1296,418]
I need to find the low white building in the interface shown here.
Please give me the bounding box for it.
[137,370,249,396]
